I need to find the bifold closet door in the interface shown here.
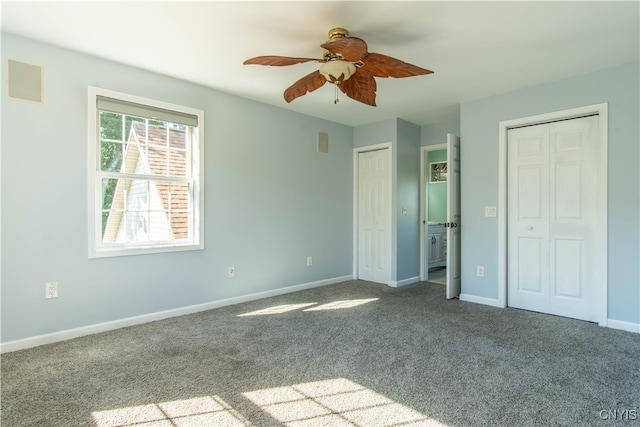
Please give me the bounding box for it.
[508,115,599,322]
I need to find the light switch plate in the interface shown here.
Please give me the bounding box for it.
[485,206,497,217]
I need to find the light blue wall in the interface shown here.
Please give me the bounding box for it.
[421,118,460,146]
[396,119,421,282]
[353,118,397,147]
[460,61,640,324]
[1,34,354,343]
[427,149,447,223]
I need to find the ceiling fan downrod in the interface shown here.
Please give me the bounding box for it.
[323,27,349,61]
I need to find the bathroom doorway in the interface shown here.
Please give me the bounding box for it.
[420,134,461,299]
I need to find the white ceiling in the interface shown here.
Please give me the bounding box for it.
[2,1,638,127]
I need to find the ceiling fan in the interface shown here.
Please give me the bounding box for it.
[243,28,433,106]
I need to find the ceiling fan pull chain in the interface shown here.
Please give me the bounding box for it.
[334,84,339,104]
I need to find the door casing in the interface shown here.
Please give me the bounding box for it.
[498,103,608,326]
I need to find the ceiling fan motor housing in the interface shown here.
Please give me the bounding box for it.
[327,28,349,40]
[323,28,350,61]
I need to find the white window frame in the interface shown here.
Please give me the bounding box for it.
[87,86,204,258]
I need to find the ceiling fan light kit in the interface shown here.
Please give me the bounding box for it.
[319,60,356,84]
[244,28,433,107]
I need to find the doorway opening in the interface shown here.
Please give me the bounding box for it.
[420,143,447,283]
[420,134,461,299]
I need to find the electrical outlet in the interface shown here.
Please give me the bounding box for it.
[476,266,485,277]
[307,256,313,266]
[228,266,235,278]
[45,281,58,299]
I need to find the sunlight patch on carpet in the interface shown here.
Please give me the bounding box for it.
[237,298,379,317]
[242,378,448,427]
[91,395,250,427]
[303,298,379,311]
[237,303,318,317]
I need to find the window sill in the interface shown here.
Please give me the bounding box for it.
[89,242,204,259]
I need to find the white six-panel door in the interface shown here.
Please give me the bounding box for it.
[358,149,390,284]
[508,115,599,322]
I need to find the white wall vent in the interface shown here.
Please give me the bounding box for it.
[317,131,329,153]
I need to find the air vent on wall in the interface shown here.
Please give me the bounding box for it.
[7,59,43,103]
[318,131,329,154]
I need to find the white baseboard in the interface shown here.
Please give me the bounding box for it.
[607,318,640,334]
[459,296,640,334]
[0,274,353,354]
[459,293,504,308]
[390,276,420,288]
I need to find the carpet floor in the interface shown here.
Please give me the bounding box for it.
[2,280,639,426]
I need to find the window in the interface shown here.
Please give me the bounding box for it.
[429,161,447,183]
[88,87,204,258]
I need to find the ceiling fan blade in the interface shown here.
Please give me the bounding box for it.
[338,71,377,106]
[360,52,433,78]
[244,56,324,66]
[283,71,327,103]
[320,37,369,62]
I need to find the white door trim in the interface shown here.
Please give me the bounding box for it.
[498,103,608,326]
[419,143,447,281]
[353,143,393,285]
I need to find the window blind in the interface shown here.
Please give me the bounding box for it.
[97,95,198,127]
